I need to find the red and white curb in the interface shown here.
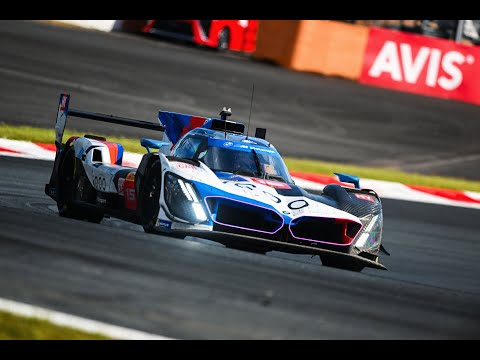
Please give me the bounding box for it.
[0,297,173,340]
[0,138,143,168]
[1,138,480,210]
[290,171,480,210]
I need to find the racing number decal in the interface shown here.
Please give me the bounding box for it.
[93,176,106,191]
[124,172,137,210]
[288,200,309,210]
[235,183,256,191]
[263,191,281,203]
[232,182,310,211]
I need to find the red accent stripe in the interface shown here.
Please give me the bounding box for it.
[0,147,21,154]
[406,184,480,204]
[34,143,57,152]
[98,141,118,164]
[179,116,207,139]
[289,171,354,188]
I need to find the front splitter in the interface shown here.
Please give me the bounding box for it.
[155,229,387,270]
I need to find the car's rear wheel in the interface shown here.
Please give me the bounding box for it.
[57,147,83,220]
[138,159,162,233]
[57,147,103,223]
[319,254,365,272]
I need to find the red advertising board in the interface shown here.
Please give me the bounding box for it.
[359,27,480,105]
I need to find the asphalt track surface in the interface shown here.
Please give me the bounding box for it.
[1,20,480,340]
[0,156,479,339]
[1,21,480,180]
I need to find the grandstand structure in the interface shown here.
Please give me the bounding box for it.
[343,20,480,45]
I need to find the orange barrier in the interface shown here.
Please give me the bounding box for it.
[253,21,369,80]
[253,20,302,67]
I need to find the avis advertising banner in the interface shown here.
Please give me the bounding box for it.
[359,27,480,105]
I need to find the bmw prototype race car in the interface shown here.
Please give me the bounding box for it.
[45,94,389,272]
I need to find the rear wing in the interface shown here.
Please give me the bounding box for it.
[158,111,208,147]
[54,93,165,149]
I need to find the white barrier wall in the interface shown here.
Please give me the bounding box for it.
[56,20,120,32]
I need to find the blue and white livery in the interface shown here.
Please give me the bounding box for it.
[45,94,387,272]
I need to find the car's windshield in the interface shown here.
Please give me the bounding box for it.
[197,145,293,183]
[171,134,293,183]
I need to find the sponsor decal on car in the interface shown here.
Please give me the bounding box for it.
[354,193,375,202]
[157,219,172,229]
[250,178,292,189]
[174,162,198,170]
[117,178,125,195]
[124,172,137,210]
[250,146,275,154]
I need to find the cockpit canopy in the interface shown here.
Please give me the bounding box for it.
[171,128,293,184]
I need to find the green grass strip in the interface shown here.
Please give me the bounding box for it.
[283,158,480,193]
[1,123,480,193]
[0,310,110,340]
[0,123,145,154]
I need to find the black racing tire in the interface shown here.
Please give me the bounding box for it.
[57,147,104,223]
[319,254,365,272]
[85,211,104,224]
[138,158,162,233]
[217,27,230,51]
[57,147,84,220]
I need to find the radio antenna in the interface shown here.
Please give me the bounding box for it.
[224,112,227,139]
[246,83,255,139]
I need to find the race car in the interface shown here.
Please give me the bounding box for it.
[141,20,258,53]
[45,93,389,272]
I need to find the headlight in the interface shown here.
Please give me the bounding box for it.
[164,173,208,223]
[355,213,383,251]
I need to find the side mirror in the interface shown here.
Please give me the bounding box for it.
[255,128,266,139]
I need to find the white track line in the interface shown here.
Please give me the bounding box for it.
[0,297,174,340]
[54,20,117,32]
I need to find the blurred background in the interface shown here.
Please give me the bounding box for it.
[120,20,480,51]
[118,19,480,105]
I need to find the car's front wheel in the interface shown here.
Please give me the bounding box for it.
[138,159,162,233]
